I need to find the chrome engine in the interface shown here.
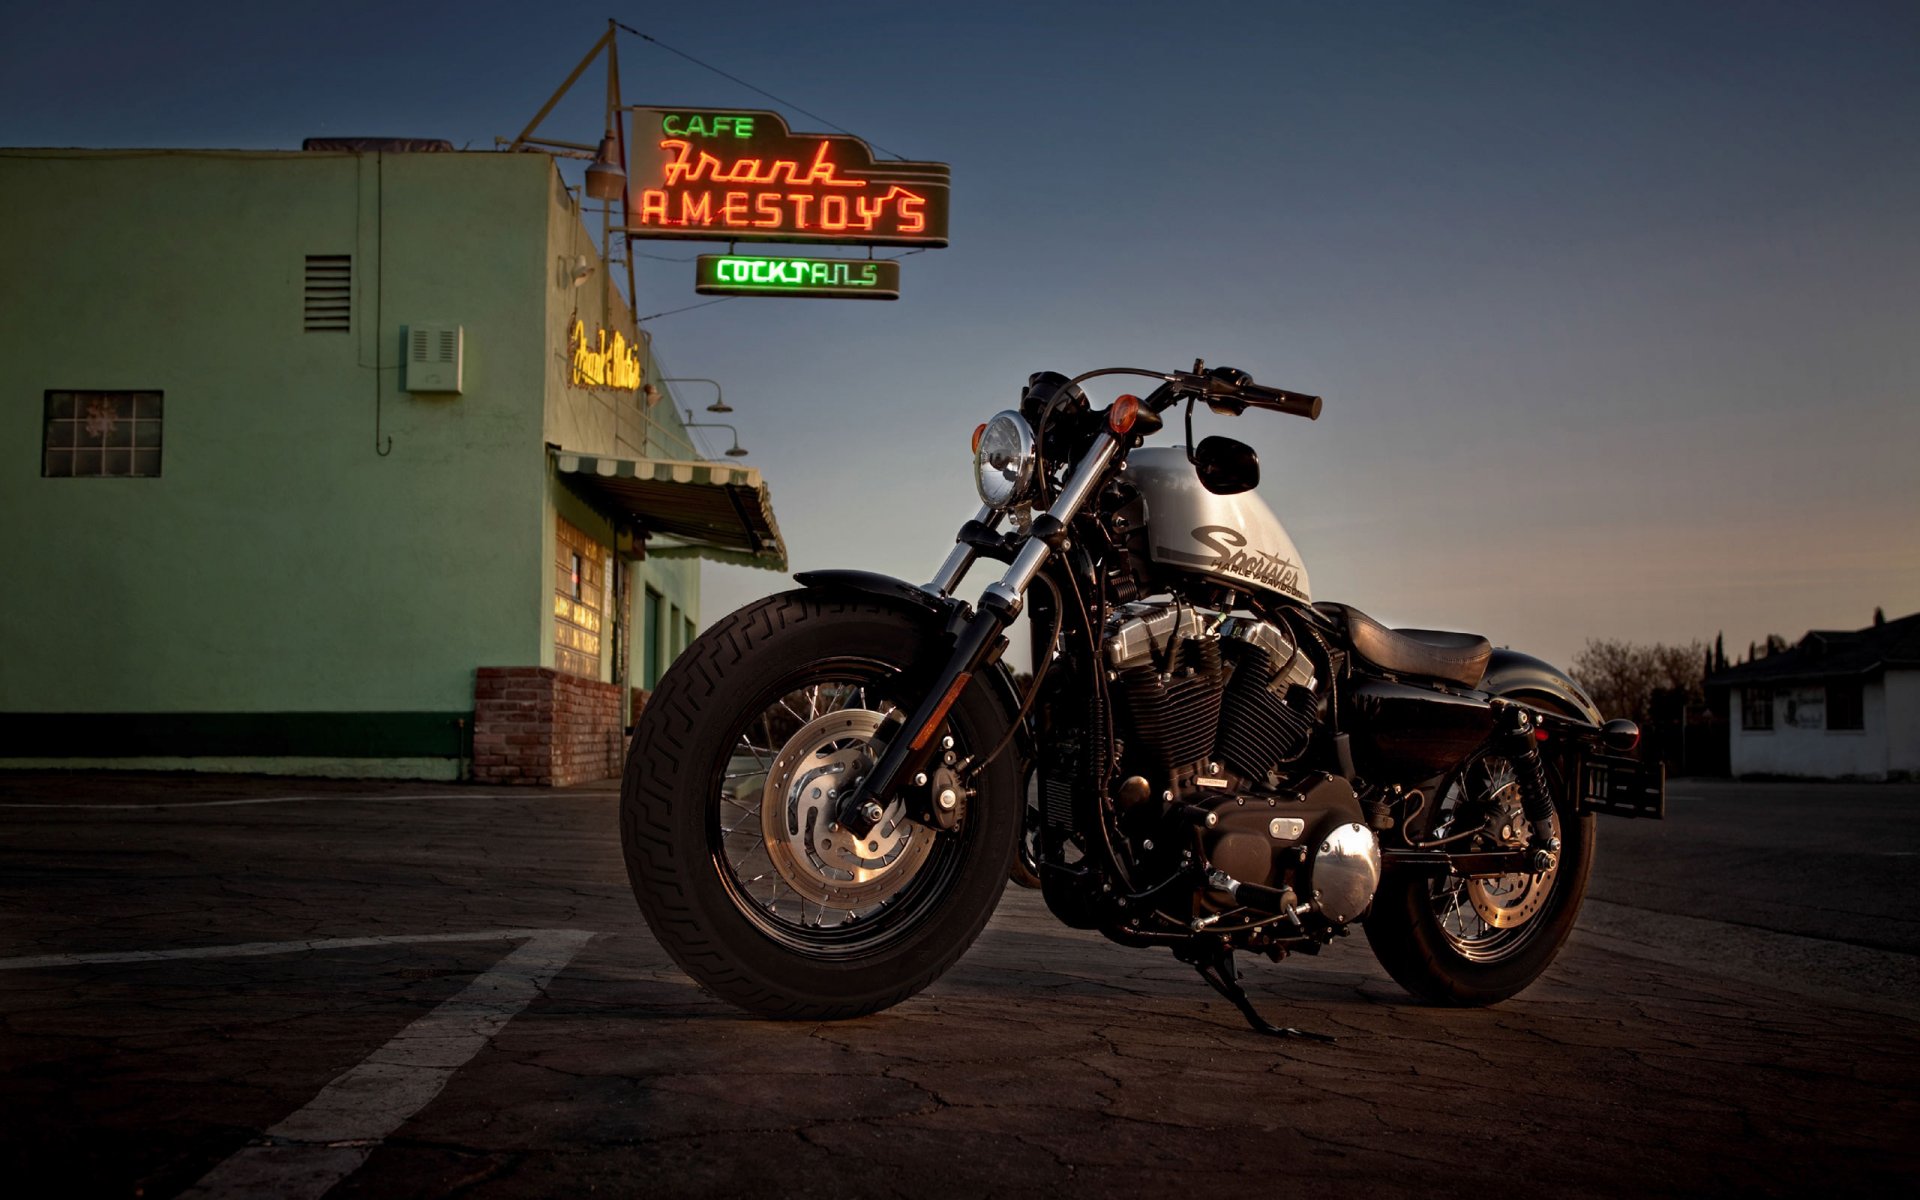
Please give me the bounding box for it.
[1102,603,1320,793]
[1096,603,1378,930]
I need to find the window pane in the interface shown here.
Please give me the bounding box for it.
[1827,682,1864,731]
[643,587,662,688]
[43,391,162,478]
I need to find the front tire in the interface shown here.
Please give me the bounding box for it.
[620,590,1021,1020]
[1364,700,1596,1006]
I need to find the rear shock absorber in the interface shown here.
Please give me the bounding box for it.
[1493,700,1560,873]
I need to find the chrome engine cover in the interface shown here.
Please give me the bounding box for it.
[1104,602,1212,671]
[1303,822,1381,926]
[1218,616,1317,695]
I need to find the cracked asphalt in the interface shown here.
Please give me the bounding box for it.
[2,773,1916,1198]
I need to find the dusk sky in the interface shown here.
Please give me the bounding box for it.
[6,0,1915,671]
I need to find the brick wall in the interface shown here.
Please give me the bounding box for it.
[473,667,626,786]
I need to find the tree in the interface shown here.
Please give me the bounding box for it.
[1875,606,1887,626]
[1570,638,1706,724]
[1714,632,1727,673]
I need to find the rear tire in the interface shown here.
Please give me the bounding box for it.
[1363,698,1596,1006]
[620,589,1021,1020]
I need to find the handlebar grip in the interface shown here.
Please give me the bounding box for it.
[1241,383,1323,420]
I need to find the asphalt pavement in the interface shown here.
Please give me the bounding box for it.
[1,772,1916,1198]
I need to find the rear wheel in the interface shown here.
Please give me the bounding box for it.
[620,590,1021,1019]
[1364,698,1595,1006]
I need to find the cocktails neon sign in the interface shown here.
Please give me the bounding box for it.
[622,108,950,247]
[695,255,900,300]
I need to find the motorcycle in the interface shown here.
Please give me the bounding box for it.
[619,363,1664,1038]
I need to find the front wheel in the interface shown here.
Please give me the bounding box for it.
[620,590,1021,1019]
[1364,706,1595,1006]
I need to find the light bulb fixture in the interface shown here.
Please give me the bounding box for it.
[683,416,749,460]
[584,132,626,201]
[657,377,731,413]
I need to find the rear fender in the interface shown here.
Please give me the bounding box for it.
[1478,649,1602,725]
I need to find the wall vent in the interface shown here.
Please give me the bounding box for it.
[404,323,464,394]
[303,255,352,332]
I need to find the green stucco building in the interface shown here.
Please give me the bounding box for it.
[0,145,783,782]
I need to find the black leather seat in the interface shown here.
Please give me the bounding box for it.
[1314,603,1491,688]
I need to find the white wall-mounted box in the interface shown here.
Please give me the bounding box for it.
[404,324,464,394]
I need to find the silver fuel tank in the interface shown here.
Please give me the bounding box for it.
[1127,447,1312,604]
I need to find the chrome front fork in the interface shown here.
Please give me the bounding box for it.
[926,432,1119,612]
[927,505,1000,597]
[842,432,1121,838]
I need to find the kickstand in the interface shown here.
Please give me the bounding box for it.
[1180,944,1335,1043]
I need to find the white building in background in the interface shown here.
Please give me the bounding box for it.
[1708,613,1920,781]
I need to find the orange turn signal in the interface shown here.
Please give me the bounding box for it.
[972,423,987,454]
[1108,394,1141,434]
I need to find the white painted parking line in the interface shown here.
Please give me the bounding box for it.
[178,928,593,1199]
[0,791,611,810]
[0,928,584,972]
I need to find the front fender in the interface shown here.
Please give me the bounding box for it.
[1479,649,1603,725]
[792,569,1034,762]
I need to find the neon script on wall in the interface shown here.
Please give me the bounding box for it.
[695,255,901,300]
[568,319,643,391]
[623,108,950,248]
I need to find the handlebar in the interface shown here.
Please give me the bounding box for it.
[1139,366,1322,421]
[1236,381,1323,421]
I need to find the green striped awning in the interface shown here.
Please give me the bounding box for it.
[553,450,787,571]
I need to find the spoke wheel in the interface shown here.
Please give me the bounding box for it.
[711,670,968,956]
[1427,766,1560,963]
[1363,695,1596,1007]
[622,590,1020,1019]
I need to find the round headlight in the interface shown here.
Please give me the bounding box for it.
[973,410,1036,510]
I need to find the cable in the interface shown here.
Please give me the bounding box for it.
[967,574,1065,779]
[613,20,909,160]
[636,296,737,323]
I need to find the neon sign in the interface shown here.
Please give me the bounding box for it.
[622,107,950,247]
[568,319,642,390]
[695,255,900,300]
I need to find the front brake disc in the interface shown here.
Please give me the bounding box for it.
[761,709,933,908]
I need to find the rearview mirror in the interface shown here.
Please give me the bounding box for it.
[1193,436,1259,495]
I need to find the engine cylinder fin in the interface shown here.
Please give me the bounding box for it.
[1113,638,1226,774]
[1215,644,1316,778]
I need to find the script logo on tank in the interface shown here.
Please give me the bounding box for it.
[1158,525,1307,601]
